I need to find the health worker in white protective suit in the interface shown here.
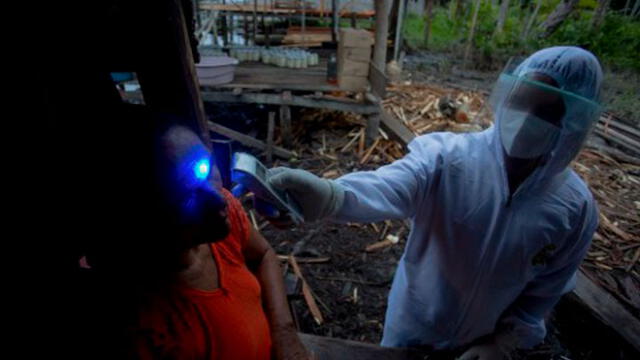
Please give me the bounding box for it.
[262,46,604,359]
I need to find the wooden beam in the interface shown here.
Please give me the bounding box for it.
[380,107,415,147]
[216,82,340,92]
[369,61,388,99]
[201,91,380,114]
[208,121,296,159]
[571,271,640,352]
[266,111,275,163]
[299,333,430,360]
[280,104,293,147]
[332,0,339,42]
[124,90,380,114]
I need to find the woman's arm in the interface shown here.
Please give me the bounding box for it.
[243,226,312,360]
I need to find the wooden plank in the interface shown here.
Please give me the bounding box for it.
[365,113,381,146]
[600,113,640,138]
[594,128,640,155]
[207,121,295,159]
[369,61,388,98]
[280,104,293,147]
[571,270,640,352]
[266,111,275,163]
[299,333,431,360]
[596,124,640,149]
[380,107,416,147]
[124,90,379,114]
[289,256,324,325]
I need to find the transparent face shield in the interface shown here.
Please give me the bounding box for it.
[489,72,603,159]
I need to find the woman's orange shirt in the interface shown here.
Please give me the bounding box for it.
[132,191,272,359]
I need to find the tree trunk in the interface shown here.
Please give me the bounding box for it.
[464,0,483,69]
[591,0,610,30]
[521,0,542,39]
[495,0,510,34]
[423,0,434,47]
[373,0,391,73]
[538,0,579,38]
[451,0,463,20]
[633,0,640,17]
[623,0,632,15]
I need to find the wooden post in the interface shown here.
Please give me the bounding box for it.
[373,0,391,74]
[332,0,339,42]
[221,0,229,45]
[393,0,406,61]
[212,11,219,46]
[253,0,258,44]
[244,12,249,45]
[228,14,233,45]
[195,0,201,27]
[262,1,269,47]
[302,0,307,45]
[365,113,381,146]
[136,0,211,145]
[280,104,293,147]
[463,0,482,69]
[266,111,276,163]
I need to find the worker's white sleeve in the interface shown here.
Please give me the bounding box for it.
[332,135,444,223]
[494,202,599,351]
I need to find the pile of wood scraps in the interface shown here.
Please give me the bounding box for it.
[596,112,640,155]
[382,82,493,136]
[573,149,640,314]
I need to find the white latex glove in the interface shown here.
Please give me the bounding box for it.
[457,342,506,360]
[268,167,345,222]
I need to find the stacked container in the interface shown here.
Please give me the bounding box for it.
[337,28,374,92]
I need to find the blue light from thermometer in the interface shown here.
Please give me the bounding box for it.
[194,158,210,180]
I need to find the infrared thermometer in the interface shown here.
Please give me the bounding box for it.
[232,152,304,224]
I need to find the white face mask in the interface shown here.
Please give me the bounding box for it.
[499,109,560,159]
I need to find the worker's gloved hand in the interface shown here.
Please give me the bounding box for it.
[268,167,345,222]
[457,341,506,360]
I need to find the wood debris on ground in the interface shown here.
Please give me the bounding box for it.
[382,82,493,135]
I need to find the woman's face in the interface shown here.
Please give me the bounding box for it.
[160,126,230,248]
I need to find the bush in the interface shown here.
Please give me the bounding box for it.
[402,5,640,71]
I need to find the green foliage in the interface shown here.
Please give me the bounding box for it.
[402,4,640,71]
[538,12,640,71]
